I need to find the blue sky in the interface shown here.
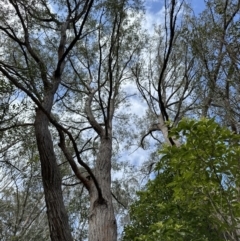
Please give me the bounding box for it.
[190,0,206,14]
[116,0,208,170]
[146,0,206,15]
[140,0,207,34]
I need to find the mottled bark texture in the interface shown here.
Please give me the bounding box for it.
[88,137,117,241]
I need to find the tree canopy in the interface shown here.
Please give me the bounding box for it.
[0,0,240,240]
[124,118,240,241]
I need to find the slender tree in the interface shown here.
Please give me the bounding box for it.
[0,0,143,240]
[188,0,240,131]
[135,0,197,150]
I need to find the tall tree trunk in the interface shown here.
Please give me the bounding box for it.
[34,108,73,241]
[88,137,117,241]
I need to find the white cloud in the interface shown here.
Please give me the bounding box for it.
[142,6,166,35]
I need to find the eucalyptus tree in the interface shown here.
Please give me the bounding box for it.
[136,0,240,149]
[0,0,143,240]
[0,119,89,241]
[0,127,49,241]
[0,173,49,241]
[188,0,240,131]
[124,1,240,239]
[135,0,198,151]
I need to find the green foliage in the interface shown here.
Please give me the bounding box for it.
[124,118,240,241]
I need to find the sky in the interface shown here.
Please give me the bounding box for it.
[0,0,209,177]
[0,0,210,237]
[0,0,209,194]
[146,0,206,14]
[117,0,207,166]
[113,3,210,229]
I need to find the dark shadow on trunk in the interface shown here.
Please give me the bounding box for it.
[35,109,73,241]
